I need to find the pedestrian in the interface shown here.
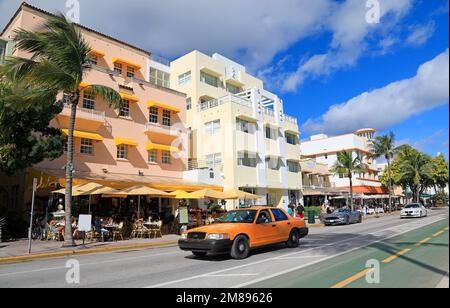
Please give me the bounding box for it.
[297,203,305,219]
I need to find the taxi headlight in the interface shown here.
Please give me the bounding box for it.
[181,233,188,240]
[207,233,230,240]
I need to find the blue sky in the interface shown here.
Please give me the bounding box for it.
[1,0,449,158]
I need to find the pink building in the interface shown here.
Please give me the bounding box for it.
[0,3,219,220]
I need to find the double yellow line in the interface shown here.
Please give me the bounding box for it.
[331,225,449,288]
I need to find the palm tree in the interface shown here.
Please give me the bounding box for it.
[0,14,122,246]
[368,132,397,212]
[332,151,368,211]
[397,147,433,203]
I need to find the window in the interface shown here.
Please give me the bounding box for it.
[265,126,277,140]
[186,98,192,110]
[205,153,222,169]
[271,209,289,221]
[162,110,171,126]
[266,157,281,170]
[285,133,297,145]
[150,67,170,88]
[226,83,241,94]
[148,150,157,163]
[114,63,123,75]
[149,107,158,123]
[119,100,130,118]
[80,138,93,155]
[178,71,191,85]
[117,145,128,160]
[256,210,273,223]
[200,71,220,88]
[162,151,171,164]
[204,120,220,135]
[236,118,255,134]
[339,173,346,179]
[82,91,95,110]
[287,161,299,173]
[87,54,97,65]
[238,152,257,168]
[126,66,135,78]
[63,93,70,105]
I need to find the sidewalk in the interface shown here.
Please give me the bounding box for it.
[0,235,179,264]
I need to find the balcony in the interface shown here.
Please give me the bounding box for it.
[197,93,252,112]
[285,115,298,124]
[144,122,180,138]
[60,102,106,123]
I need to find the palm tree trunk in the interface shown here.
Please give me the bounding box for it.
[387,159,392,213]
[349,174,354,211]
[63,92,79,247]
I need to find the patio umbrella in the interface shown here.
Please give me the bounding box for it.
[52,183,119,213]
[102,186,174,219]
[190,189,236,200]
[170,190,200,200]
[223,189,261,200]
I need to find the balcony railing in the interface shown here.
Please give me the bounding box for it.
[145,122,179,136]
[62,102,106,122]
[263,107,275,117]
[197,93,252,111]
[150,54,171,66]
[285,115,298,124]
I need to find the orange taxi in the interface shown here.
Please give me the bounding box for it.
[178,207,308,259]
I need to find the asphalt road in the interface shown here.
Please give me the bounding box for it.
[0,209,448,288]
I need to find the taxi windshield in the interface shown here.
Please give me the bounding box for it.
[216,210,258,224]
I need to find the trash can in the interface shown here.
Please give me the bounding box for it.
[307,209,315,224]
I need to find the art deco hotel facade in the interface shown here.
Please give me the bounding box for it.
[1,3,303,212]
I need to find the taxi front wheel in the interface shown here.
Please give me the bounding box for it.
[286,229,300,248]
[231,235,250,259]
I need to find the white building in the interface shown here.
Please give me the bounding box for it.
[300,128,388,195]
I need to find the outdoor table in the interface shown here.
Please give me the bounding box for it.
[103,224,119,238]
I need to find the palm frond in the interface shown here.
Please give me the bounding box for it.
[87,85,123,109]
[0,57,39,82]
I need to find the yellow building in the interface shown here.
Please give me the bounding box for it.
[170,51,302,210]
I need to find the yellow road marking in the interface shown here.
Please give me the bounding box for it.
[444,227,449,231]
[382,248,411,263]
[432,230,445,237]
[331,268,374,289]
[415,237,432,247]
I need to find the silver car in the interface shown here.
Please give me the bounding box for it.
[323,208,363,226]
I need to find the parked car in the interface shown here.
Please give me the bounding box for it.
[323,208,362,226]
[178,207,308,259]
[365,207,385,215]
[400,203,428,218]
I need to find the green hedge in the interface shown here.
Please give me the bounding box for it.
[305,206,321,216]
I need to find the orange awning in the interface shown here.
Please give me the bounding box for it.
[89,49,105,57]
[112,57,142,70]
[351,186,389,194]
[119,93,139,103]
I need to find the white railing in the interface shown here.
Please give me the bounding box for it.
[263,107,275,117]
[285,115,298,124]
[63,103,106,122]
[197,94,252,111]
[145,122,178,136]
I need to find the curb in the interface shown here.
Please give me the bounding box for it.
[0,241,178,265]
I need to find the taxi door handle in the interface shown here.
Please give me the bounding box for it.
[287,222,291,225]
[272,224,277,227]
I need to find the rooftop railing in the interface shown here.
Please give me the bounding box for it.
[285,115,298,124]
[150,54,171,67]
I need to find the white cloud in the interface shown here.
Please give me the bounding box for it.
[281,0,412,92]
[302,49,450,135]
[405,22,436,47]
[0,0,332,71]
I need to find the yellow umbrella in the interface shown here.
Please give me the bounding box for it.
[190,189,236,200]
[102,185,174,198]
[223,189,261,200]
[53,183,117,196]
[170,190,200,200]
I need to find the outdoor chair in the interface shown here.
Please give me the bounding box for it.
[150,221,163,239]
[112,222,124,241]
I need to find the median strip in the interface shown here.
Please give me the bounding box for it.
[415,237,432,247]
[382,248,411,264]
[432,230,445,237]
[331,268,374,289]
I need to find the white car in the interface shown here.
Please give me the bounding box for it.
[401,203,428,219]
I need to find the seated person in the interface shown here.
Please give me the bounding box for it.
[256,211,271,224]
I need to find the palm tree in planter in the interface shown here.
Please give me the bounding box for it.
[0,14,122,246]
[332,151,368,211]
[368,132,397,212]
